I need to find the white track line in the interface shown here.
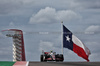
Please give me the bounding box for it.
[26,61,29,66]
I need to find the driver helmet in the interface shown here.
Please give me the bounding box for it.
[51,50,53,53]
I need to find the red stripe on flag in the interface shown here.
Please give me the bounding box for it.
[13,61,27,66]
[73,43,89,62]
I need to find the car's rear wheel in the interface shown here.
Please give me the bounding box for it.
[40,55,43,62]
[55,54,59,61]
[55,54,64,62]
[59,54,64,61]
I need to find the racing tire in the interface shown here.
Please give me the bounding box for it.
[55,54,64,62]
[59,54,64,61]
[55,54,60,62]
[40,55,44,62]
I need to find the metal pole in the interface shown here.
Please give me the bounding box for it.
[61,21,64,55]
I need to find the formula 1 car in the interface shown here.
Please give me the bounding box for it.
[40,51,64,62]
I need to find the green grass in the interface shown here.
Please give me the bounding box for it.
[0,61,15,66]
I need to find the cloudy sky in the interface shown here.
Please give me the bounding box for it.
[0,0,100,62]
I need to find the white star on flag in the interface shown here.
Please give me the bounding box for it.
[66,35,70,42]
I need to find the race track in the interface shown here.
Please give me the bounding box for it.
[28,62,100,66]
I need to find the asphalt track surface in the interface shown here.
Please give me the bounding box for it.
[28,62,100,66]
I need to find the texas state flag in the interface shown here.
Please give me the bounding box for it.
[63,25,91,61]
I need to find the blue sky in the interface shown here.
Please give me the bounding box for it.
[0,0,100,61]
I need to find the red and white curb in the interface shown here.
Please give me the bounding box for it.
[13,61,29,66]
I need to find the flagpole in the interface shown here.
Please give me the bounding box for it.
[61,21,64,55]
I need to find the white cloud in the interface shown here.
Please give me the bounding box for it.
[85,25,100,32]
[29,7,56,24]
[29,7,81,24]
